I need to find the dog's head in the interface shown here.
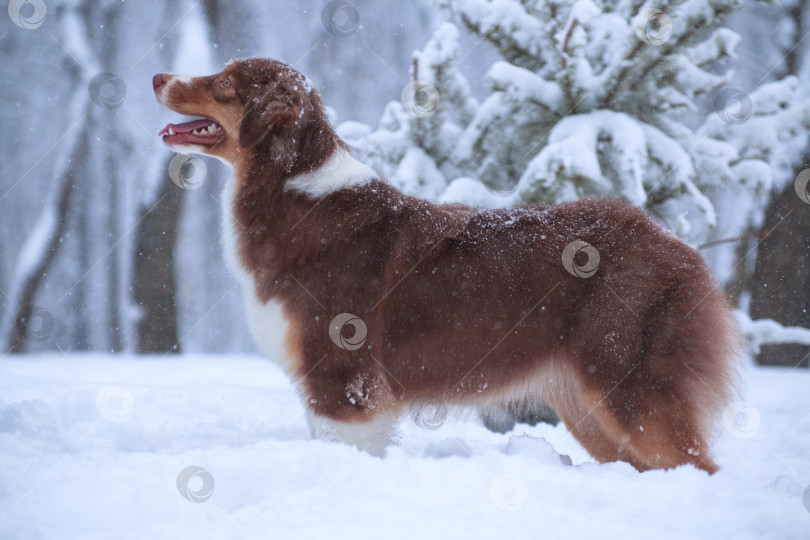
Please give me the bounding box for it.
[154,58,322,165]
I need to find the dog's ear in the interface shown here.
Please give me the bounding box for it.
[238,82,302,148]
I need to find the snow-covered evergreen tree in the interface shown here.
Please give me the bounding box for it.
[338,23,478,200]
[340,0,810,246]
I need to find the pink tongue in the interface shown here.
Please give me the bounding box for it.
[159,118,216,136]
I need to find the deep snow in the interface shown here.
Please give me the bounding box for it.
[0,354,808,539]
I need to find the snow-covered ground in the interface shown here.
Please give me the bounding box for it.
[0,354,808,539]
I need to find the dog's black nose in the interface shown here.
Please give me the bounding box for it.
[152,73,166,90]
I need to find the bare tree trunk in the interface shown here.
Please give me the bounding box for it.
[723,235,754,308]
[128,1,186,353]
[749,155,810,368]
[3,114,90,353]
[101,0,125,353]
[747,1,810,368]
[133,161,183,353]
[107,154,124,352]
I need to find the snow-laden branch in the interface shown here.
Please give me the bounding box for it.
[341,0,810,247]
[735,311,810,354]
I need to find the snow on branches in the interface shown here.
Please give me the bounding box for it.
[339,0,810,241]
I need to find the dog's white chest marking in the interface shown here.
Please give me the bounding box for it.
[221,176,289,366]
[285,147,376,198]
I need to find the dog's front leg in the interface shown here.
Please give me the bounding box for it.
[304,408,398,457]
[301,362,399,456]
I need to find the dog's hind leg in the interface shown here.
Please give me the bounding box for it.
[554,401,650,471]
[543,368,650,471]
[550,362,718,473]
[569,282,737,473]
[576,381,720,473]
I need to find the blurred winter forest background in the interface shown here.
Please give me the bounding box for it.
[1,0,809,367]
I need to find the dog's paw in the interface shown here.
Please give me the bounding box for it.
[505,434,573,466]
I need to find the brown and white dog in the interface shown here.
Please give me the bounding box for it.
[154,58,738,473]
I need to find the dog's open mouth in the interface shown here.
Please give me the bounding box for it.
[158,118,225,146]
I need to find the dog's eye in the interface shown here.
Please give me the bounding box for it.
[223,78,231,88]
